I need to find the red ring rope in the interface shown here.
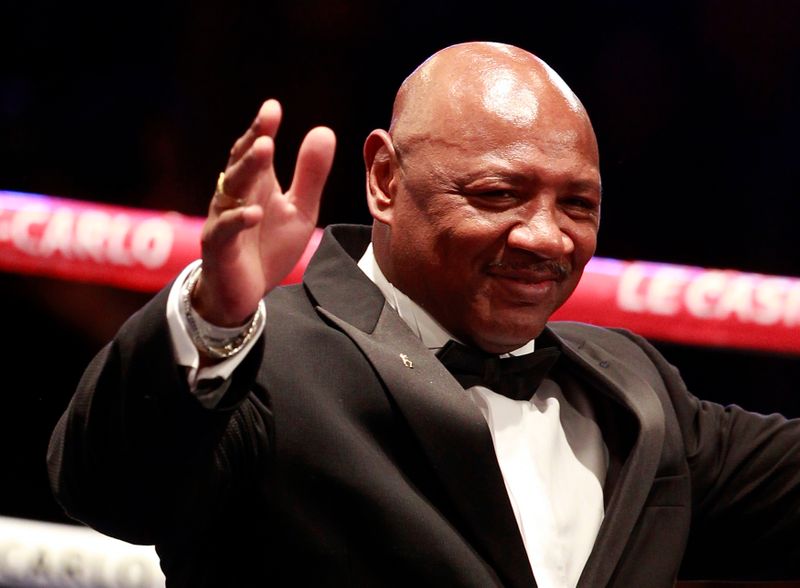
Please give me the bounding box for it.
[1,190,798,354]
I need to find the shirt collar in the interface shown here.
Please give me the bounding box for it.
[356,243,535,356]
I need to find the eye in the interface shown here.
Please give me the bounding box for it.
[561,195,599,214]
[560,196,600,222]
[475,190,513,198]
[462,188,518,205]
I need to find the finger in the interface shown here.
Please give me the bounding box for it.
[203,205,264,249]
[288,126,336,220]
[227,99,282,166]
[214,136,276,212]
[210,172,245,209]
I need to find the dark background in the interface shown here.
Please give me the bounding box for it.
[2,0,799,577]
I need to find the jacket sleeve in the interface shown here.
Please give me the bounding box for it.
[47,286,268,545]
[616,329,800,579]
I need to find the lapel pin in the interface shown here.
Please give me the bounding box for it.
[400,353,414,368]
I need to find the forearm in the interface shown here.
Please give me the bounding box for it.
[167,260,266,406]
[47,286,265,543]
[616,329,800,577]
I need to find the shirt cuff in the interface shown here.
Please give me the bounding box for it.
[166,260,266,405]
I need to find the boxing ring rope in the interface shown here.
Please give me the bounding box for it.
[2,188,798,586]
[2,190,799,355]
[0,516,164,588]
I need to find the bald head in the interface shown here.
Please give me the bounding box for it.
[389,42,593,153]
[363,42,601,352]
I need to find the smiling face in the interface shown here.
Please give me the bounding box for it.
[365,43,601,353]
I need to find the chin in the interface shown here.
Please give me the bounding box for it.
[468,318,547,354]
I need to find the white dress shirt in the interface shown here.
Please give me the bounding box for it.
[167,247,608,588]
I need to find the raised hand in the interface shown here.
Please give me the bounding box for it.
[192,99,336,327]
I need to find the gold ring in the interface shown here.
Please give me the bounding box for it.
[214,172,246,208]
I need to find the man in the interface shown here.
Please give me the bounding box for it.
[48,42,800,587]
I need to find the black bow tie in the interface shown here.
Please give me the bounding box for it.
[436,340,561,401]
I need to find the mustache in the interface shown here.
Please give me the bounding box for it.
[486,259,571,280]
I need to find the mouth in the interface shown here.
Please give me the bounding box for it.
[484,260,570,301]
[486,259,569,282]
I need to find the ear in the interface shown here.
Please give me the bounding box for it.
[363,129,400,225]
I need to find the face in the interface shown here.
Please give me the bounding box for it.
[368,60,601,353]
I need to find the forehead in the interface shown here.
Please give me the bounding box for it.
[402,75,595,153]
[392,48,600,187]
[476,62,584,128]
[399,110,600,188]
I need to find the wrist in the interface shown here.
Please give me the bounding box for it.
[191,270,256,327]
[183,264,265,360]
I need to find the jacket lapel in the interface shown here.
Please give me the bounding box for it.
[304,226,666,587]
[304,226,536,588]
[547,327,666,588]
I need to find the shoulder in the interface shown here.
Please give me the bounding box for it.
[548,321,657,364]
[548,320,689,397]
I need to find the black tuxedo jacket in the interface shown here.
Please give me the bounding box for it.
[49,225,800,587]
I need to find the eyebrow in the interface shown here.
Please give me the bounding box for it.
[392,139,602,197]
[458,170,602,193]
[567,180,603,197]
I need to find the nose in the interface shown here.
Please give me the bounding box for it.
[506,204,574,259]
